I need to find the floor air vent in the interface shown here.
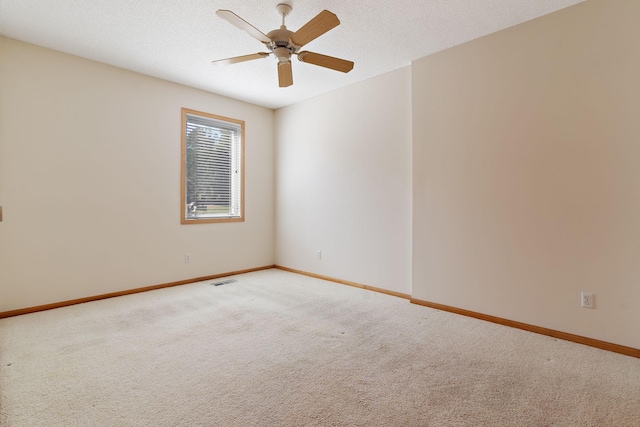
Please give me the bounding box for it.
[210,279,237,287]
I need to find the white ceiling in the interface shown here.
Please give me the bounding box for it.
[0,0,584,109]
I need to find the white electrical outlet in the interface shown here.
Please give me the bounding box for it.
[317,250,322,260]
[581,292,594,309]
[185,253,191,263]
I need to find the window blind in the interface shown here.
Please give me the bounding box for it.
[184,113,242,219]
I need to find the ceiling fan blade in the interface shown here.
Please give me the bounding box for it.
[216,10,271,43]
[290,10,340,47]
[278,62,293,87]
[297,51,354,73]
[212,52,270,65]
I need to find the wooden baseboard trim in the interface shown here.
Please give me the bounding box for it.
[7,265,634,358]
[0,265,276,319]
[411,297,640,359]
[275,265,411,300]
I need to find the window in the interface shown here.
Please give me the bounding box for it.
[181,108,244,223]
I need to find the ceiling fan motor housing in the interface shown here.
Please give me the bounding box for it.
[266,27,297,62]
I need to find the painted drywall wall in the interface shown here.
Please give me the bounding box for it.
[0,36,5,224]
[275,67,412,295]
[0,37,275,312]
[412,0,640,348]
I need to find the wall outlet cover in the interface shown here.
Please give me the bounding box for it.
[581,292,594,309]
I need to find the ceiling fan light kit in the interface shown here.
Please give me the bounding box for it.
[213,3,354,88]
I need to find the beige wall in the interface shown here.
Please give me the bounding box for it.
[275,67,413,294]
[412,0,640,348]
[2,0,638,351]
[0,38,275,311]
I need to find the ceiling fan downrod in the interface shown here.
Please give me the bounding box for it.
[276,3,292,27]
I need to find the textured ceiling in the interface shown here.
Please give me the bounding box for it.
[0,0,584,109]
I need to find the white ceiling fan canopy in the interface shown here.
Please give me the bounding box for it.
[275,3,292,18]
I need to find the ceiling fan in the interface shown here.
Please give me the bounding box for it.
[213,3,354,88]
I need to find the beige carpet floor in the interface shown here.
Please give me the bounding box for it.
[1,268,639,426]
